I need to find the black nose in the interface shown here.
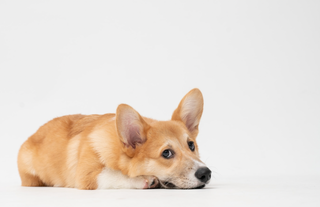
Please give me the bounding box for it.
[195,167,212,183]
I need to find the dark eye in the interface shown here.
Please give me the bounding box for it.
[188,141,195,151]
[162,149,174,159]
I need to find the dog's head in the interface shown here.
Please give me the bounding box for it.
[116,88,211,189]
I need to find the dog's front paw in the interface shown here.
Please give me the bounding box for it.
[127,175,160,189]
[142,176,160,189]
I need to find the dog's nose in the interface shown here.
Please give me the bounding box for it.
[195,167,211,183]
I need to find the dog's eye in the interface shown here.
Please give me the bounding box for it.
[162,149,174,159]
[188,141,195,151]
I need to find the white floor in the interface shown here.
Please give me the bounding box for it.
[1,176,319,207]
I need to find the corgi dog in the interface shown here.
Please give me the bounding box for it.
[17,88,211,189]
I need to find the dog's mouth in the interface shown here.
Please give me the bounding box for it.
[158,180,206,189]
[160,181,176,188]
[151,177,206,189]
[193,184,205,189]
[148,177,176,189]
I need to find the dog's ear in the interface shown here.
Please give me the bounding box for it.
[116,104,149,149]
[171,88,204,135]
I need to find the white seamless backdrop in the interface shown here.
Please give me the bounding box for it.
[0,0,319,187]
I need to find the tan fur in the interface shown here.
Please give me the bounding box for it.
[17,88,208,189]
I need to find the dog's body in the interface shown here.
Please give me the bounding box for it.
[18,89,211,189]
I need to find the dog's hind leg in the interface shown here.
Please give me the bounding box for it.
[17,142,46,187]
[19,171,46,187]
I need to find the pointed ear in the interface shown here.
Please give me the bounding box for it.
[116,104,149,149]
[171,88,204,134]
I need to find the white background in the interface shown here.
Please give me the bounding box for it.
[1,1,319,206]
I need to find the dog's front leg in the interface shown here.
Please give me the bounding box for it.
[96,168,158,189]
[75,159,104,190]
